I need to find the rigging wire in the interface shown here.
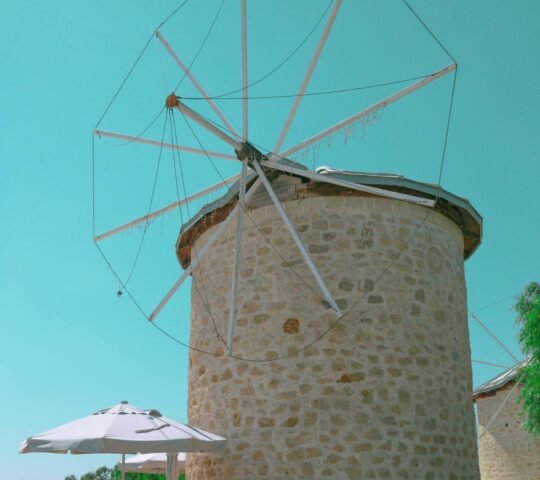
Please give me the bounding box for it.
[194,0,334,100]
[181,73,436,101]
[471,295,515,315]
[98,107,166,148]
[122,112,169,288]
[400,0,457,65]
[471,313,520,363]
[99,0,226,149]
[97,72,435,149]
[169,110,227,346]
[173,0,225,93]
[94,0,192,130]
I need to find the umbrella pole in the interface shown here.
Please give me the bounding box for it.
[121,453,125,480]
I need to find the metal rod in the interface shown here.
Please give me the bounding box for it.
[251,160,340,314]
[241,0,248,140]
[274,63,457,160]
[227,158,248,354]
[273,0,342,154]
[472,359,511,369]
[121,453,125,480]
[227,0,249,354]
[175,101,242,151]
[478,380,520,440]
[156,30,239,137]
[95,174,241,242]
[260,159,435,207]
[94,129,237,160]
[471,313,519,363]
[149,178,262,321]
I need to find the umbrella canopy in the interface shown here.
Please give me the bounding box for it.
[20,401,226,455]
[121,452,186,474]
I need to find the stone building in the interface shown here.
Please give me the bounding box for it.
[475,360,540,479]
[178,167,483,479]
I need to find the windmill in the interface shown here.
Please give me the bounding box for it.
[93,0,455,355]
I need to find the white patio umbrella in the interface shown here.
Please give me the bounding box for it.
[20,401,225,480]
[120,452,186,476]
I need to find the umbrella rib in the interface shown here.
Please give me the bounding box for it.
[135,423,171,434]
[153,416,216,441]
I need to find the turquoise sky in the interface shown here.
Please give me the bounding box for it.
[1,1,539,478]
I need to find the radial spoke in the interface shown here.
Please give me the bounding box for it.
[95,174,242,242]
[94,129,237,160]
[251,160,340,314]
[175,101,242,151]
[273,0,342,154]
[273,63,456,161]
[156,31,239,137]
[478,380,520,440]
[241,0,248,140]
[472,359,511,369]
[226,158,248,354]
[227,0,249,354]
[472,314,519,363]
[260,159,435,207]
[149,177,262,321]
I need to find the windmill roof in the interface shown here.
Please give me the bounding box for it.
[473,358,528,400]
[176,165,483,268]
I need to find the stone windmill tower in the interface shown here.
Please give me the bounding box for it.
[176,169,482,479]
[92,1,483,478]
[475,360,540,479]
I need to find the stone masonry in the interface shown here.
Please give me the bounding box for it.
[477,383,540,479]
[181,176,481,479]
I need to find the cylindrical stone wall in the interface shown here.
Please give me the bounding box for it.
[477,384,540,479]
[185,182,480,479]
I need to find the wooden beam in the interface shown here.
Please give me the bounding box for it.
[95,174,241,242]
[94,129,237,161]
[274,63,456,161]
[156,30,239,137]
[273,0,342,154]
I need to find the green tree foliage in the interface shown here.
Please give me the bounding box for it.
[65,466,185,480]
[514,281,540,437]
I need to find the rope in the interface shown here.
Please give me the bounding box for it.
[400,0,457,64]
[169,110,227,346]
[173,0,225,93]
[94,0,192,130]
[199,1,334,100]
[471,295,515,314]
[122,112,168,288]
[471,313,520,363]
[182,74,436,101]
